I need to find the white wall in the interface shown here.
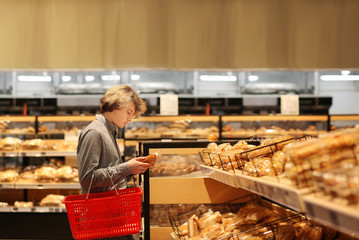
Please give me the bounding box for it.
[319,81,359,114]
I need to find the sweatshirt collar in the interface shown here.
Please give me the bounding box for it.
[96,114,117,136]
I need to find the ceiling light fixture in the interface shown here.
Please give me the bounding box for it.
[131,74,141,80]
[248,75,259,81]
[85,75,95,82]
[101,75,120,81]
[320,75,359,81]
[199,75,237,81]
[62,76,72,82]
[18,76,52,82]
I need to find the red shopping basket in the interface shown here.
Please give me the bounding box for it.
[63,187,143,240]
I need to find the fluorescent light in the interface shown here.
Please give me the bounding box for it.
[131,74,140,80]
[199,75,237,81]
[85,75,95,82]
[101,75,120,81]
[18,76,52,82]
[62,76,72,82]
[248,75,259,81]
[341,70,350,75]
[320,75,359,81]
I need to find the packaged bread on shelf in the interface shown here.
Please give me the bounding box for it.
[284,127,359,188]
[0,169,19,182]
[149,154,201,177]
[243,157,277,177]
[59,140,77,151]
[39,194,65,207]
[55,165,78,182]
[202,141,251,169]
[0,202,9,207]
[21,139,42,150]
[38,125,49,132]
[19,165,37,180]
[169,120,190,131]
[171,197,277,240]
[34,166,56,182]
[40,140,58,150]
[246,135,293,159]
[14,201,34,208]
[0,137,22,150]
[0,120,9,132]
[312,165,359,204]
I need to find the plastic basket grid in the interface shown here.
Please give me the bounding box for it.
[63,187,143,240]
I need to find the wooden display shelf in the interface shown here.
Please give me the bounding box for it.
[0,150,76,157]
[0,116,36,122]
[38,116,95,122]
[125,132,162,139]
[200,165,238,188]
[0,182,15,189]
[15,179,80,189]
[222,115,328,122]
[233,171,309,212]
[201,165,309,212]
[150,227,174,240]
[0,179,80,189]
[222,131,323,138]
[0,206,66,213]
[133,116,219,122]
[303,194,359,237]
[149,176,250,204]
[125,131,212,140]
[202,164,359,237]
[331,115,359,121]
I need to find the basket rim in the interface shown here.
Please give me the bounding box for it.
[63,186,143,204]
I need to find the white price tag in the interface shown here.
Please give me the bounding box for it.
[160,95,178,115]
[281,95,299,115]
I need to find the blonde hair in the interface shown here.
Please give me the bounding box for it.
[100,85,146,118]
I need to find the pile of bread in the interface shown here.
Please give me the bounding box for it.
[202,136,307,177]
[284,127,359,190]
[0,126,36,134]
[149,154,201,177]
[125,120,219,138]
[0,123,79,134]
[39,194,65,207]
[0,162,78,183]
[312,165,359,204]
[221,124,324,138]
[175,201,334,240]
[0,137,77,151]
[33,165,78,182]
[0,194,66,208]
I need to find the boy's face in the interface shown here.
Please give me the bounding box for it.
[111,101,135,128]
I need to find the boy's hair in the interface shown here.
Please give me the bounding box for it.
[100,85,146,118]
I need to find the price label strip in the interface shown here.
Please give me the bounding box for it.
[304,194,359,236]
[200,165,238,188]
[234,172,306,212]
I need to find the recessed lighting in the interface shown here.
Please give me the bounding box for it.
[131,75,141,80]
[248,75,259,81]
[85,75,95,82]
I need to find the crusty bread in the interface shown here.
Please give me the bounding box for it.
[139,152,159,165]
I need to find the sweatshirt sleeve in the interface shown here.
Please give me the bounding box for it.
[77,129,132,193]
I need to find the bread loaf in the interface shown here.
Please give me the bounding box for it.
[139,152,159,165]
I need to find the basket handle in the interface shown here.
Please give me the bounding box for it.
[86,172,119,200]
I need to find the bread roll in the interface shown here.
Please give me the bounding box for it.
[139,152,159,165]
